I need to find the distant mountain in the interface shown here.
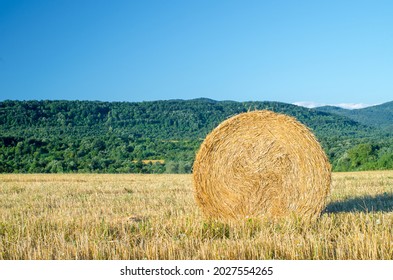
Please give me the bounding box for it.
[314,105,348,114]
[315,101,393,130]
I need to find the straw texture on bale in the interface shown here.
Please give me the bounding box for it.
[193,110,331,220]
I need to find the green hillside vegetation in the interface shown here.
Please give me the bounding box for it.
[316,101,393,130]
[1,99,392,173]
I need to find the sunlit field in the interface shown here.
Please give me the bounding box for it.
[1,172,393,260]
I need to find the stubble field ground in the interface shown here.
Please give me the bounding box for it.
[1,171,393,260]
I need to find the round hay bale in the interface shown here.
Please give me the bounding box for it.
[193,110,331,220]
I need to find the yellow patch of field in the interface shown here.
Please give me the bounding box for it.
[132,159,165,164]
[0,171,393,260]
[142,159,165,164]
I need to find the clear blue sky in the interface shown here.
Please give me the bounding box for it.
[1,0,392,105]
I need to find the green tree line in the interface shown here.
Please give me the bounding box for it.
[1,99,392,173]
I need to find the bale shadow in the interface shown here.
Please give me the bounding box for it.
[324,193,393,213]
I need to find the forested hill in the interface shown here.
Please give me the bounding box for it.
[1,99,392,173]
[0,99,376,139]
[315,101,393,130]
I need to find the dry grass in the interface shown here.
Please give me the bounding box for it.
[193,110,331,220]
[1,171,393,260]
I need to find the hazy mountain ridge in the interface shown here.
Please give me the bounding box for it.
[315,101,393,130]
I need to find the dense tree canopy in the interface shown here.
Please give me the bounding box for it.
[1,99,392,173]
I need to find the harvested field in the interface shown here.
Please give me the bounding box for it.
[1,172,393,260]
